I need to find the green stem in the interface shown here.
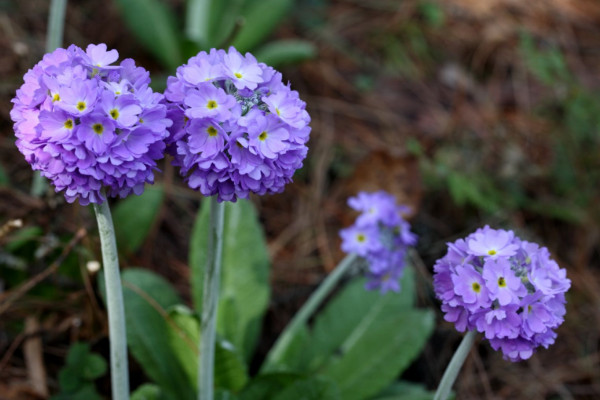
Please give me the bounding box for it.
[433,330,477,400]
[261,253,359,372]
[198,197,225,400]
[93,194,129,400]
[46,0,67,52]
[32,0,68,197]
[185,0,209,45]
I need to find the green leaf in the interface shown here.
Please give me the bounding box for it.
[239,373,301,400]
[254,40,317,67]
[239,373,339,400]
[131,384,164,400]
[230,0,293,53]
[112,185,164,254]
[51,384,103,400]
[165,305,249,392]
[373,381,436,400]
[186,0,246,48]
[307,270,416,371]
[82,353,108,380]
[271,376,340,400]
[4,226,43,252]
[113,0,182,70]
[0,163,9,186]
[98,268,195,400]
[58,367,83,393]
[320,309,435,400]
[190,199,270,361]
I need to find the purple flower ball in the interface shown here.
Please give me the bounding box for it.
[339,191,417,293]
[11,44,172,205]
[164,47,311,202]
[433,226,570,361]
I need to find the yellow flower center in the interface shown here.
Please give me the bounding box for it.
[487,249,497,256]
[275,108,281,116]
[356,233,366,243]
[497,277,506,288]
[92,123,104,135]
[63,119,74,130]
[207,100,218,110]
[258,131,268,141]
[110,109,119,120]
[206,126,218,137]
[234,72,242,79]
[52,93,61,102]
[76,101,86,111]
[471,282,481,293]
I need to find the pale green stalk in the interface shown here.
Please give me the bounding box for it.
[185,0,209,45]
[198,196,225,400]
[32,0,68,196]
[261,253,359,372]
[93,194,129,400]
[433,330,477,400]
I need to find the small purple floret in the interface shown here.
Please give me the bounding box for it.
[164,47,310,201]
[339,190,417,293]
[433,225,570,361]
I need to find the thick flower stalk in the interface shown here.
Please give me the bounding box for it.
[11,43,171,205]
[433,226,570,361]
[340,191,417,292]
[164,47,311,202]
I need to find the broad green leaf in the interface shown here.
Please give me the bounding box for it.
[190,199,270,361]
[165,305,249,392]
[320,309,435,400]
[113,185,164,254]
[254,40,317,67]
[239,373,338,400]
[271,376,340,400]
[98,268,194,400]
[131,384,164,400]
[82,352,108,380]
[372,381,436,400]
[230,0,293,53]
[307,269,416,371]
[113,0,182,70]
[186,0,245,48]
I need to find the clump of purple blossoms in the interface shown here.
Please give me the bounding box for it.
[433,226,570,361]
[164,47,310,202]
[11,44,171,205]
[339,191,417,293]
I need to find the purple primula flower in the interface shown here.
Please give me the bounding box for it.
[11,44,172,205]
[340,190,417,293]
[433,226,570,361]
[165,47,310,201]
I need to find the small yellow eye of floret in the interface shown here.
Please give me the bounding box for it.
[356,233,366,243]
[76,101,86,111]
[234,72,243,79]
[63,119,74,129]
[110,109,119,120]
[207,100,218,109]
[471,282,481,293]
[258,131,268,141]
[52,93,61,102]
[487,249,497,256]
[92,123,104,135]
[207,126,218,137]
[498,277,506,287]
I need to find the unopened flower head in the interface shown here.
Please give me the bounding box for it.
[433,226,570,361]
[11,44,172,205]
[164,47,311,202]
[339,191,417,293]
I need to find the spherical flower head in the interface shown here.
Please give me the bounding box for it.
[339,190,417,293]
[10,44,172,205]
[433,226,571,361]
[164,47,311,202]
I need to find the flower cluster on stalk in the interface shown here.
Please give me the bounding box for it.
[340,191,417,293]
[433,226,570,361]
[164,47,311,202]
[11,44,171,205]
